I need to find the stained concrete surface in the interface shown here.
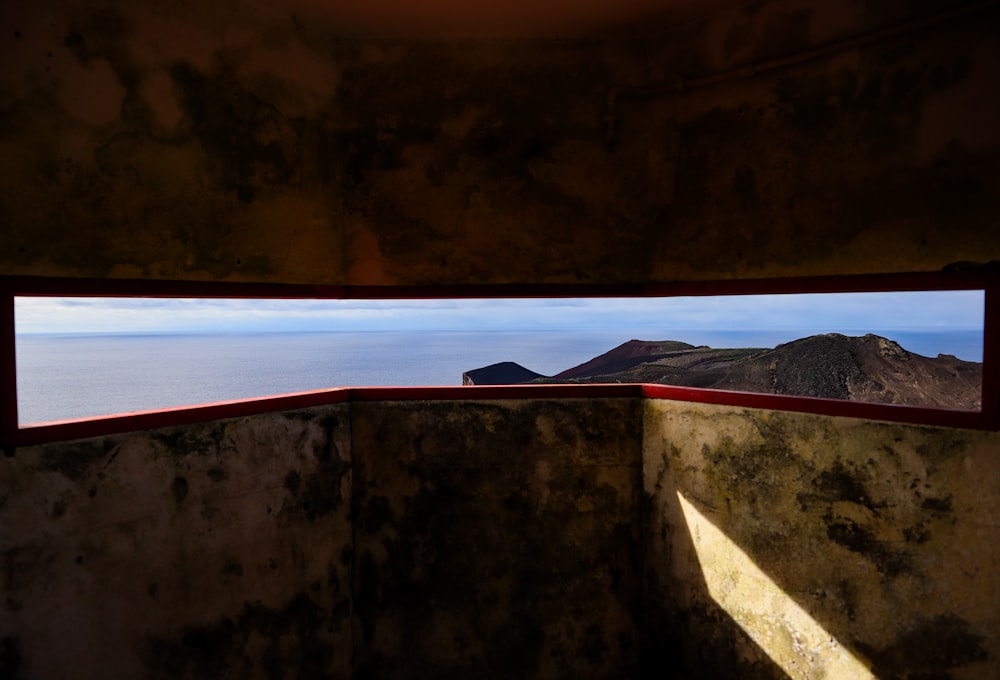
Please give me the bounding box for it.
[1,405,354,679]
[1,0,998,284]
[1,0,999,676]
[643,400,1000,679]
[349,398,643,679]
[1,397,648,679]
[3,395,997,677]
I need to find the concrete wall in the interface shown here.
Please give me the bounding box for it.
[350,399,643,678]
[1,0,998,284]
[4,396,997,678]
[1,397,644,679]
[1,405,354,679]
[2,0,998,677]
[643,400,1000,679]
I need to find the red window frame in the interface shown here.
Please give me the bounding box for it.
[2,270,997,448]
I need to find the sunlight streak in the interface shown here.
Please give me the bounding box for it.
[676,491,874,678]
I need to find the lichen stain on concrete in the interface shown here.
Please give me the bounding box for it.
[856,614,988,679]
[39,439,119,481]
[171,475,189,505]
[274,412,353,523]
[799,459,882,510]
[824,514,913,578]
[920,494,954,513]
[2,404,353,678]
[143,592,349,680]
[279,456,351,523]
[169,60,303,204]
[284,469,302,494]
[642,399,999,678]
[152,425,225,458]
[351,398,643,678]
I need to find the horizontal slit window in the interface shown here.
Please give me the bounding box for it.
[1,272,997,445]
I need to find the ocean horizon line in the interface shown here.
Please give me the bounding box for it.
[15,328,984,423]
[15,326,985,337]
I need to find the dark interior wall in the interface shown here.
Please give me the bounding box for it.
[6,396,997,678]
[0,405,354,679]
[1,1,998,677]
[1,0,997,285]
[0,397,643,679]
[349,398,643,679]
[628,0,1000,280]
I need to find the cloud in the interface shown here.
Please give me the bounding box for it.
[14,290,984,334]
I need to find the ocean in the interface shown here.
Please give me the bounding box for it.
[14,329,983,424]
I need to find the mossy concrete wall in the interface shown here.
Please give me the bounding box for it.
[4,396,997,678]
[643,400,1000,679]
[349,399,643,679]
[1,397,644,679]
[1,0,998,284]
[1,405,354,679]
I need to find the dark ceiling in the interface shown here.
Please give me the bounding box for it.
[265,0,751,36]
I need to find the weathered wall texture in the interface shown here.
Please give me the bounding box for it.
[1,0,997,284]
[349,398,643,679]
[1,397,645,679]
[3,394,999,678]
[0,405,354,679]
[1,1,998,676]
[643,399,1000,679]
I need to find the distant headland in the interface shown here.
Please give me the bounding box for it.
[463,334,982,410]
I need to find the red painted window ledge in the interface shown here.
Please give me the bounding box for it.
[2,270,997,448]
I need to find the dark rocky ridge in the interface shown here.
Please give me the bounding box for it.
[463,334,982,410]
[462,361,544,386]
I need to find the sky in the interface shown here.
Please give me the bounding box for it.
[14,290,985,335]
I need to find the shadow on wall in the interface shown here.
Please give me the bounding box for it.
[0,406,356,679]
[643,401,997,679]
[643,482,789,679]
[0,397,785,680]
[328,397,819,679]
[348,398,646,679]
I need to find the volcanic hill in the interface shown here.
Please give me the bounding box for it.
[462,334,982,410]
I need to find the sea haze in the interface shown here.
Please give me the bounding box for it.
[15,329,983,424]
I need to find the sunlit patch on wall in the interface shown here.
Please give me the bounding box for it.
[675,491,875,678]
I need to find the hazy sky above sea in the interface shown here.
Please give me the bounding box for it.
[15,290,984,335]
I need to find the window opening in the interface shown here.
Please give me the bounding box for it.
[2,272,996,445]
[11,288,986,426]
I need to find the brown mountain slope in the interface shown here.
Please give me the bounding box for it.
[552,334,983,410]
[465,334,982,410]
[554,339,700,379]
